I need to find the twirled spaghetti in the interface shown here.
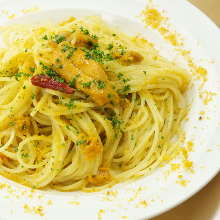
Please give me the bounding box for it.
[0,16,190,191]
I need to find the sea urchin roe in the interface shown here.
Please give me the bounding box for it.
[142,8,165,29]
[75,32,97,48]
[83,138,103,159]
[87,168,111,186]
[119,51,143,65]
[37,42,119,105]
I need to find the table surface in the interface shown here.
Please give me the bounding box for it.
[152,0,220,219]
[188,0,220,27]
[151,174,220,220]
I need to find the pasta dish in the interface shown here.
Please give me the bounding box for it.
[0,16,190,191]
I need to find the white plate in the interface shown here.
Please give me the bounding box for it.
[0,0,219,219]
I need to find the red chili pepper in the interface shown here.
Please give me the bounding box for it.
[31,74,74,94]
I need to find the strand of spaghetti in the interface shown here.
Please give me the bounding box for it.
[0,15,190,190]
[0,129,15,152]
[17,136,51,169]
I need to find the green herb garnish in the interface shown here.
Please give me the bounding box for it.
[8,121,16,127]
[118,85,131,95]
[82,48,114,64]
[53,34,66,44]
[80,26,90,35]
[39,62,65,83]
[31,94,36,99]
[30,67,35,73]
[21,153,29,158]
[76,140,87,146]
[109,116,122,129]
[96,80,106,89]
[65,98,75,109]
[82,81,92,88]
[42,35,48,40]
[14,72,31,81]
[107,44,114,50]
[69,74,80,88]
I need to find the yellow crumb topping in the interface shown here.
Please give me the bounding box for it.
[98,209,105,220]
[170,163,180,171]
[199,91,216,105]
[47,200,53,205]
[176,179,188,187]
[23,204,44,216]
[142,8,182,46]
[7,14,16,19]
[68,201,80,205]
[21,7,39,14]
[105,190,118,197]
[186,141,194,152]
[139,200,148,207]
[142,8,165,29]
[183,160,193,170]
[0,183,7,189]
[59,16,76,26]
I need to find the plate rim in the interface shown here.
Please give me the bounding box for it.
[0,0,219,219]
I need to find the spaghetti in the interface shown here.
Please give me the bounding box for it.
[0,16,190,191]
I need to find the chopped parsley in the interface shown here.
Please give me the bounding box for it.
[14,72,31,81]
[117,73,130,83]
[21,153,29,158]
[76,140,87,146]
[56,58,60,63]
[53,34,66,44]
[23,85,26,89]
[79,26,98,39]
[143,71,147,75]
[8,121,16,127]
[66,47,77,59]
[107,93,113,99]
[112,33,116,37]
[55,77,65,83]
[96,80,106,89]
[108,115,122,129]
[66,125,71,130]
[31,94,36,99]
[80,26,90,35]
[117,73,123,80]
[61,45,77,58]
[107,44,114,50]
[69,79,75,88]
[61,45,71,52]
[119,45,127,55]
[118,85,131,95]
[39,62,65,83]
[65,98,75,109]
[42,35,48,40]
[82,81,92,88]
[30,67,35,73]
[82,48,114,64]
[91,34,98,40]
[69,74,80,88]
